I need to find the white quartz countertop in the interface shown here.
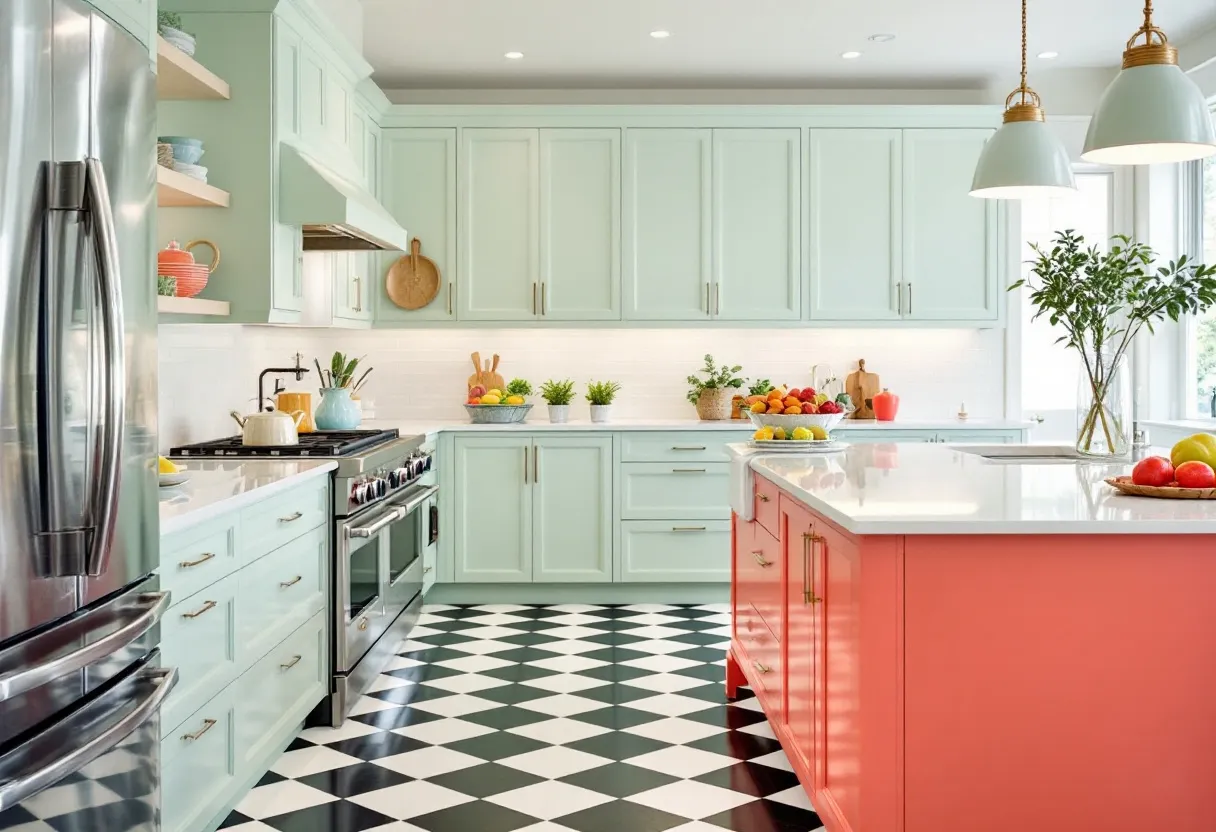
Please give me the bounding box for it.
[366,417,1031,436]
[730,442,1216,535]
[1142,419,1216,435]
[159,460,337,536]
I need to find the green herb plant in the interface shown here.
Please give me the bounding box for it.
[586,381,621,406]
[505,378,533,398]
[315,352,369,390]
[685,355,745,405]
[157,11,187,32]
[539,379,575,406]
[747,378,773,396]
[1013,230,1216,453]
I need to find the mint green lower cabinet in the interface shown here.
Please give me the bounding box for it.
[617,521,731,583]
[159,516,238,609]
[161,573,238,737]
[833,429,936,443]
[238,524,327,667]
[939,430,1022,443]
[161,686,237,832]
[618,431,751,463]
[423,491,439,593]
[532,436,613,582]
[620,462,730,520]
[453,436,533,582]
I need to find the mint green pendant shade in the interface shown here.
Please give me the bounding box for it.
[970,119,1077,199]
[1083,63,1216,164]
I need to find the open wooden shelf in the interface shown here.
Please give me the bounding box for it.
[157,166,230,208]
[156,36,230,100]
[157,296,230,317]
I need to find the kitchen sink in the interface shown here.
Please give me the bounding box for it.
[953,444,1101,463]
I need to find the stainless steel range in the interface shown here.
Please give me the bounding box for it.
[171,429,437,725]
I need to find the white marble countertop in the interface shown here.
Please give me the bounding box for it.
[729,442,1216,535]
[366,417,1032,436]
[1142,419,1216,434]
[159,460,337,537]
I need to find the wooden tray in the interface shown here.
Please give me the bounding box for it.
[1105,476,1216,500]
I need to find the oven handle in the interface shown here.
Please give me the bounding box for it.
[390,484,439,517]
[347,508,405,539]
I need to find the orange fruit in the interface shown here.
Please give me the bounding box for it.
[783,396,800,409]
[767,403,784,414]
[749,401,767,413]
[783,405,801,415]
[745,395,766,405]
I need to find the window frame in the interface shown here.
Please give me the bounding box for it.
[1180,100,1216,419]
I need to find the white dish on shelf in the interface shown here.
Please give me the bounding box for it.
[747,439,846,453]
[170,161,208,181]
[159,472,189,488]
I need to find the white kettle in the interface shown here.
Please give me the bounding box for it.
[230,406,306,446]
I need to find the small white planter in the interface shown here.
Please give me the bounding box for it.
[547,404,570,424]
[589,405,613,423]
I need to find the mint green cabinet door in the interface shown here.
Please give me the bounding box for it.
[902,129,1000,322]
[367,121,381,198]
[623,129,712,321]
[298,44,326,149]
[349,251,372,321]
[349,106,368,183]
[377,129,457,323]
[453,436,533,582]
[324,72,350,152]
[274,19,302,141]
[532,436,613,582]
[459,129,540,321]
[540,129,621,321]
[807,130,902,321]
[712,129,801,321]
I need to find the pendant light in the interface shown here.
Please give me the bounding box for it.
[970,0,1076,199]
[1083,0,1216,165]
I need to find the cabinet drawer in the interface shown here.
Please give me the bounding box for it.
[240,476,329,564]
[619,432,750,463]
[162,687,237,832]
[739,522,783,640]
[741,610,783,722]
[238,525,327,667]
[236,611,326,769]
[621,462,730,519]
[160,518,238,607]
[754,473,781,539]
[161,573,238,735]
[618,520,730,582]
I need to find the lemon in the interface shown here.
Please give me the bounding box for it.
[809,425,829,440]
[480,393,502,405]
[158,456,180,474]
[505,395,525,405]
[773,427,787,441]
[814,392,829,405]
[791,426,812,441]
[487,389,502,398]
[753,427,774,441]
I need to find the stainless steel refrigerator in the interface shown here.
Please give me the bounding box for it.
[0,1,174,829]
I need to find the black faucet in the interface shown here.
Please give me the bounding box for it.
[258,353,309,411]
[1210,387,1216,417]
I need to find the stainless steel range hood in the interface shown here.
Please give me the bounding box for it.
[279,142,408,251]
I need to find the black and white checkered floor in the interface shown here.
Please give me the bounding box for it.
[219,603,824,832]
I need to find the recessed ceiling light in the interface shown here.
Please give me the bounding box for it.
[504,51,524,60]
[1037,50,1059,59]
[841,51,862,59]
[650,30,671,39]
[867,33,896,43]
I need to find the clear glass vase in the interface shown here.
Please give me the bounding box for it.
[1076,351,1130,458]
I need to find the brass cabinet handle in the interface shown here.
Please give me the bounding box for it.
[353,274,362,312]
[704,282,710,315]
[358,617,369,631]
[907,282,912,315]
[181,600,217,620]
[752,660,771,674]
[757,493,770,503]
[671,446,707,451]
[534,445,540,483]
[897,282,904,315]
[278,511,303,523]
[280,655,302,671]
[672,526,706,532]
[447,283,453,316]
[752,551,772,568]
[178,552,215,569]
[803,530,824,604]
[541,282,547,316]
[671,468,706,473]
[181,718,217,742]
[279,575,302,589]
[523,446,529,485]
[532,282,538,315]
[714,283,720,316]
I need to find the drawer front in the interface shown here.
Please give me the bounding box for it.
[240,476,329,564]
[161,573,238,735]
[749,523,783,638]
[620,462,730,520]
[236,611,326,769]
[742,611,783,721]
[162,687,237,832]
[753,473,781,539]
[733,519,763,640]
[160,518,238,606]
[238,525,327,667]
[618,521,731,582]
[619,431,751,463]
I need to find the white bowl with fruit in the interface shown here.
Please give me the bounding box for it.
[744,385,850,433]
[465,381,533,424]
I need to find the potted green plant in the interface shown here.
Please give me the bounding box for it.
[586,380,621,423]
[686,355,745,421]
[1014,230,1216,457]
[157,11,196,56]
[312,352,369,430]
[540,379,576,423]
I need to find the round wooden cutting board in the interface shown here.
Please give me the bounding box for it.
[386,238,441,310]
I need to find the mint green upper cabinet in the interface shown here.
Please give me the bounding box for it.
[92,0,155,50]
[453,436,533,582]
[377,129,457,324]
[298,43,326,149]
[712,129,801,321]
[274,19,302,141]
[807,129,902,321]
[532,436,613,582]
[902,129,1000,322]
[335,252,371,323]
[324,71,350,151]
[349,106,368,182]
[623,129,713,321]
[539,129,621,321]
[459,129,540,321]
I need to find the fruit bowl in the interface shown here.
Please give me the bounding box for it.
[465,403,532,424]
[747,411,846,433]
[1105,476,1216,500]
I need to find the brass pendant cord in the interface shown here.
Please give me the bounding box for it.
[1123,0,1178,68]
[1003,0,1044,123]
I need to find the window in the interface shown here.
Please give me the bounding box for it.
[1193,154,1216,415]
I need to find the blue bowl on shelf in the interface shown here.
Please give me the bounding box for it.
[169,144,204,164]
[159,136,202,147]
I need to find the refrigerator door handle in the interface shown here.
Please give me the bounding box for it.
[0,591,168,703]
[82,157,126,576]
[0,665,176,813]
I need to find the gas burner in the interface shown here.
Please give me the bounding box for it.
[170,429,399,458]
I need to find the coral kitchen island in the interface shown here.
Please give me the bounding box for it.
[726,443,1216,832]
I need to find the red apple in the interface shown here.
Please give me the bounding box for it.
[1131,456,1174,487]
[799,388,816,402]
[1175,460,1216,489]
[469,385,486,398]
[788,388,802,400]
[801,402,818,414]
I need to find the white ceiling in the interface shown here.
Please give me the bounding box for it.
[360,0,1216,90]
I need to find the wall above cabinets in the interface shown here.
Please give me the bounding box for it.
[374,106,1007,330]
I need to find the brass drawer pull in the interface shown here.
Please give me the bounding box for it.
[280,655,302,671]
[181,600,217,620]
[181,718,217,742]
[672,468,706,473]
[672,526,706,532]
[279,575,303,589]
[358,617,369,631]
[752,660,771,674]
[278,511,303,523]
[424,566,433,573]
[752,551,772,568]
[178,552,215,569]
[756,494,770,503]
[671,446,706,451]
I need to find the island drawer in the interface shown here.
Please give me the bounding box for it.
[238,525,327,668]
[738,605,782,719]
[161,572,239,736]
[162,685,237,832]
[753,473,781,539]
[618,521,730,582]
[620,462,730,520]
[240,476,329,564]
[619,432,750,463]
[160,517,239,607]
[735,519,782,640]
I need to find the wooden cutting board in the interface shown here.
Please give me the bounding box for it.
[846,359,880,420]
[386,238,441,310]
[467,352,506,392]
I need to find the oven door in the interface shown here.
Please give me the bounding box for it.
[384,485,437,623]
